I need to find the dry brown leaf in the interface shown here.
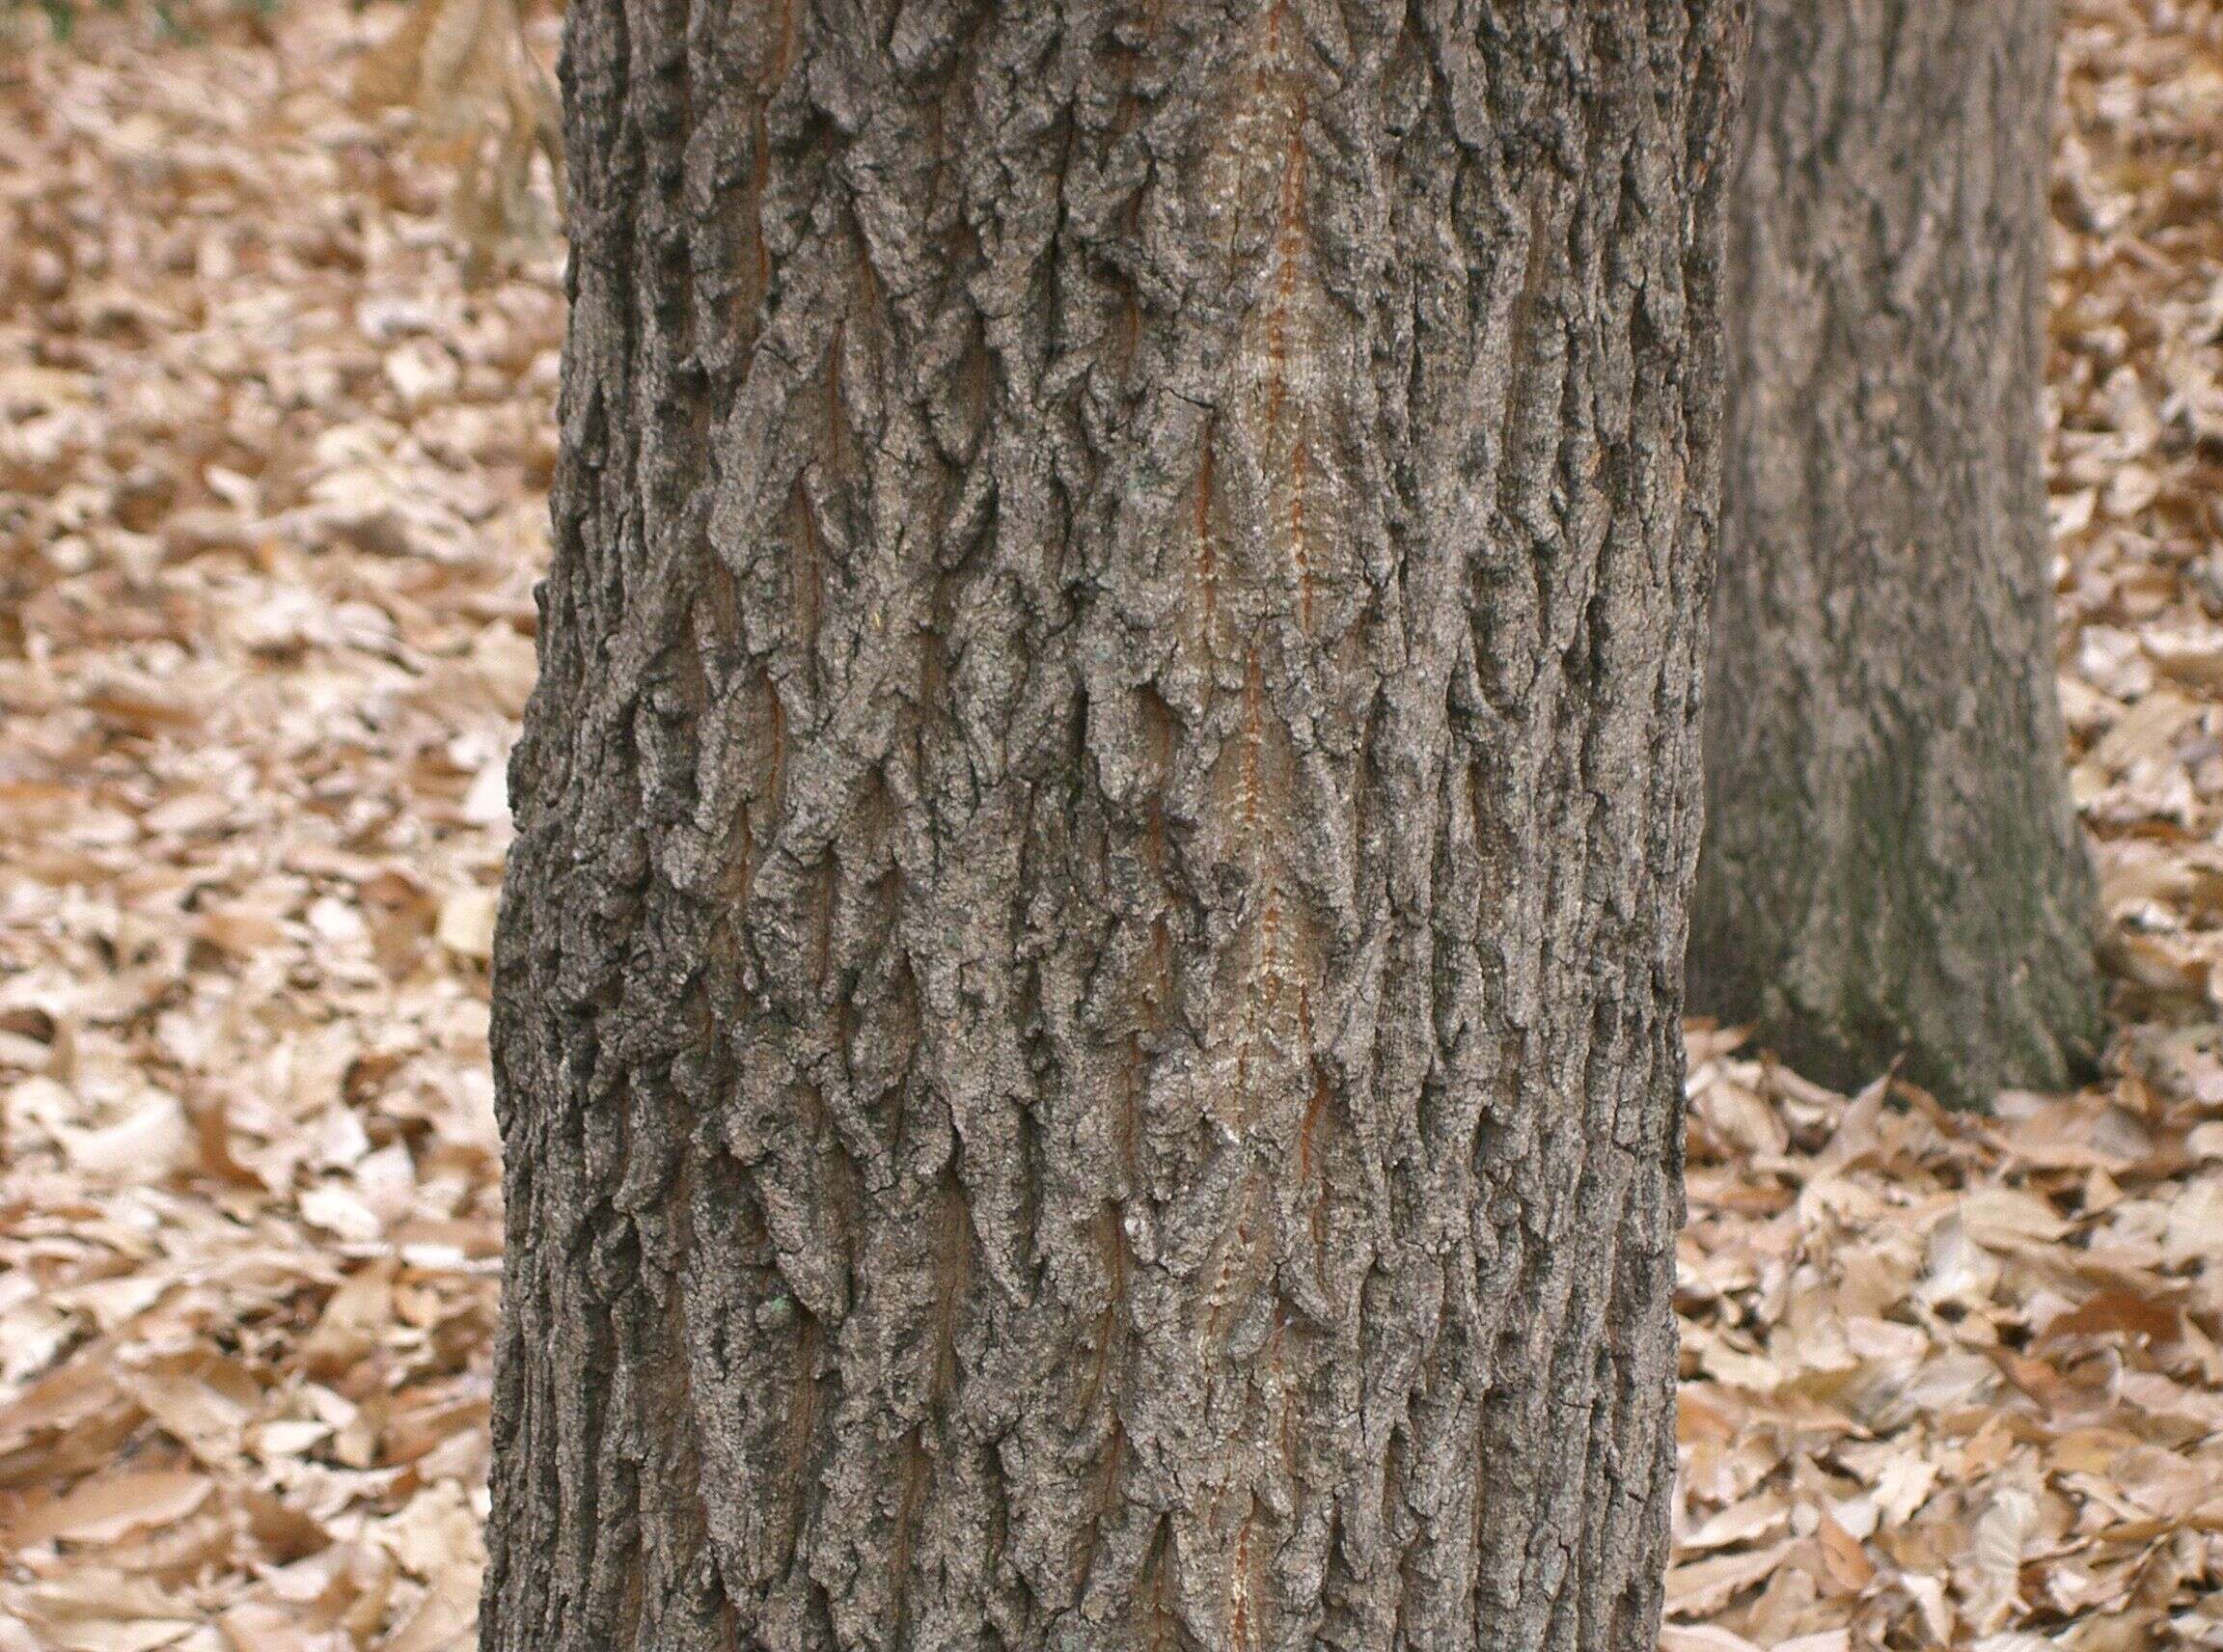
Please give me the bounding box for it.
[300,1256,398,1380]
[1966,1483,2041,1633]
[1665,1542,1795,1619]
[9,1468,213,1546]
[2042,1287,2184,1345]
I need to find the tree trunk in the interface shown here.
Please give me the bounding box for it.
[483,4,1743,1649]
[1690,0,2104,1106]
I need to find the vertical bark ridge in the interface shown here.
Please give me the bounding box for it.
[487,3,1743,1650]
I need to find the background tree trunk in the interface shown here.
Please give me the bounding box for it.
[483,4,1741,1649]
[1690,0,2105,1106]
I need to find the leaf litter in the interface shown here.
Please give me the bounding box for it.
[2,0,2223,1647]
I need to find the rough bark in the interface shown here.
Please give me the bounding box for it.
[1690,0,2104,1106]
[483,3,1743,1649]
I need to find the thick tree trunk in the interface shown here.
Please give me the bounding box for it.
[483,4,1742,1649]
[1690,0,2104,1106]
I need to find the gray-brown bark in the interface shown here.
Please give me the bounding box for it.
[1690,0,2104,1107]
[482,3,1743,1649]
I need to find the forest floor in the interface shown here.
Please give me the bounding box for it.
[4,1,2223,1647]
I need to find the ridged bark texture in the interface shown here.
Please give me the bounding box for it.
[1690,0,2104,1107]
[483,3,1743,1649]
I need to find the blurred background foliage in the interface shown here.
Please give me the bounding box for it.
[8,0,563,285]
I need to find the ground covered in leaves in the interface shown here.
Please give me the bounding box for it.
[3,2,2222,1647]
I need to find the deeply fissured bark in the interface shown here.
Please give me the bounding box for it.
[1691,0,2104,1107]
[484,3,1743,1648]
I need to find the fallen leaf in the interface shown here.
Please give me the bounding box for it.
[10,1469,213,1546]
